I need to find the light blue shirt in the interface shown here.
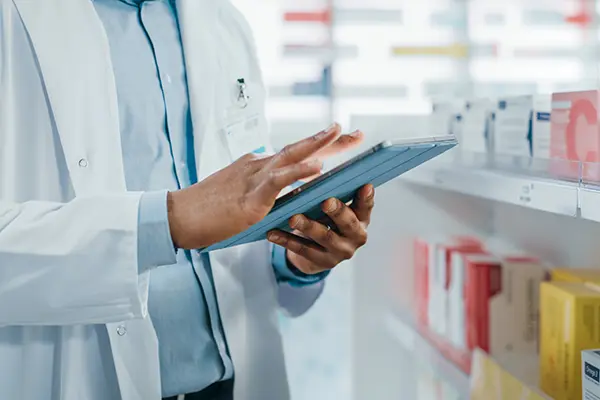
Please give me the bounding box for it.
[93,0,327,397]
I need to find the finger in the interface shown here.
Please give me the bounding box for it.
[257,160,323,199]
[266,230,336,272]
[237,152,274,172]
[313,130,364,159]
[288,214,355,259]
[271,123,341,167]
[322,198,367,246]
[351,185,375,224]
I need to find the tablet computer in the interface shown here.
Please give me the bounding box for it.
[200,135,457,253]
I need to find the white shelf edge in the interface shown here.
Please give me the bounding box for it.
[579,187,600,222]
[403,165,579,217]
[385,313,470,398]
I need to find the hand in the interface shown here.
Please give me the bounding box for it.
[167,123,361,250]
[267,184,375,275]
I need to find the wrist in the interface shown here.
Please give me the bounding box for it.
[167,190,185,249]
[285,249,314,277]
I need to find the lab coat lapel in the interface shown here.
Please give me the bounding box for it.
[177,0,225,181]
[13,0,126,195]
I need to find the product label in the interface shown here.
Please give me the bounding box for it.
[461,100,493,153]
[586,362,600,384]
[550,90,600,180]
[494,96,533,157]
[537,112,551,122]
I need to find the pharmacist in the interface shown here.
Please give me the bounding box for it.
[0,1,375,400]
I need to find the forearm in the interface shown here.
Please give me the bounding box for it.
[0,193,151,326]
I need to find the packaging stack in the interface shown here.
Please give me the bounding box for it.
[413,236,547,373]
[540,269,600,400]
[438,89,600,182]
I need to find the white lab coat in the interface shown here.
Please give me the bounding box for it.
[0,0,321,399]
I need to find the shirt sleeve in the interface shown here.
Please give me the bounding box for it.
[271,244,330,287]
[138,190,177,274]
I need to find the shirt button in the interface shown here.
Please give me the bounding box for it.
[78,158,88,168]
[164,74,172,84]
[116,325,127,336]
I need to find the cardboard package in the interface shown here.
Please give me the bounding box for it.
[540,282,600,400]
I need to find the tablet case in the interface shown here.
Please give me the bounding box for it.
[200,137,457,253]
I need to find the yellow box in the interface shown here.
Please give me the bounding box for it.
[540,282,600,400]
[551,268,600,284]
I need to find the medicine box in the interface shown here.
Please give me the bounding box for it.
[448,250,494,350]
[540,282,600,400]
[493,95,552,159]
[532,95,552,159]
[465,256,545,357]
[551,268,600,284]
[430,100,465,137]
[494,95,535,158]
[582,350,600,400]
[460,98,495,154]
[550,90,600,181]
[414,237,435,328]
[415,236,482,332]
[429,240,484,337]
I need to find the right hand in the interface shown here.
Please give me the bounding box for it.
[167,123,358,250]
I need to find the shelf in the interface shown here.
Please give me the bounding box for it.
[268,85,408,98]
[282,44,359,62]
[283,9,403,25]
[403,163,580,218]
[385,313,471,398]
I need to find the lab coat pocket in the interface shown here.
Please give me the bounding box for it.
[218,79,270,160]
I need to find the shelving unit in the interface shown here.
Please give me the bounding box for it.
[403,163,580,217]
[229,1,600,399]
[385,313,470,398]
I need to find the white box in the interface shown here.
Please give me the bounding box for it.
[583,350,600,400]
[448,252,468,350]
[532,95,552,159]
[493,95,552,159]
[494,95,535,157]
[427,243,447,336]
[460,98,495,153]
[429,240,484,337]
[430,99,465,136]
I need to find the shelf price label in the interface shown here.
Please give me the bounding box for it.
[518,184,533,205]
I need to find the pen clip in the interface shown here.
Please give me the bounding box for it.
[237,78,250,109]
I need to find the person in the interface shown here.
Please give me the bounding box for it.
[0,1,375,399]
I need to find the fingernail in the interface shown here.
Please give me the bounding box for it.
[317,123,338,139]
[350,130,363,138]
[366,185,374,198]
[326,199,338,213]
[268,233,280,243]
[290,215,303,229]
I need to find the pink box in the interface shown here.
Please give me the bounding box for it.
[551,90,600,181]
[414,236,482,330]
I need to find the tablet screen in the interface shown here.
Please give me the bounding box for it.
[273,141,387,211]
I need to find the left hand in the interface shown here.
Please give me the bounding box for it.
[267,184,375,275]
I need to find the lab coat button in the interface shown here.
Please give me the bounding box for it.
[164,74,172,84]
[78,158,88,168]
[116,325,127,336]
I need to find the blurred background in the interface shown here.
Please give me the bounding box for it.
[230,1,600,399]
